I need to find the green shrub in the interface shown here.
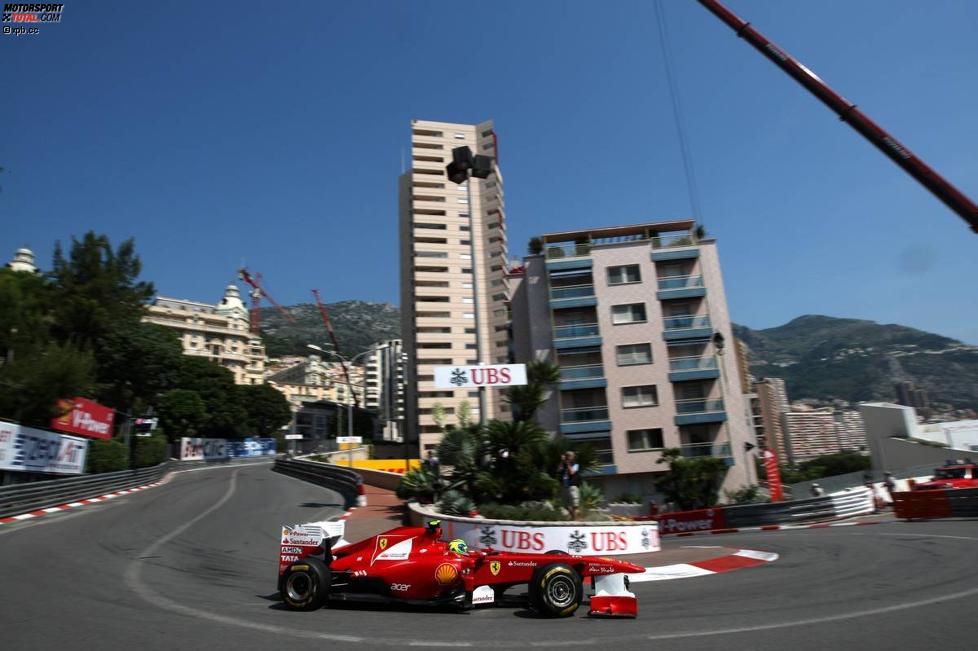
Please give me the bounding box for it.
[132,434,167,468]
[615,492,643,504]
[580,482,604,512]
[87,439,129,473]
[438,489,476,517]
[478,502,566,522]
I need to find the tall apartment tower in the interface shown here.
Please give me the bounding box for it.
[509,220,757,498]
[754,377,791,464]
[399,119,511,453]
[364,339,407,442]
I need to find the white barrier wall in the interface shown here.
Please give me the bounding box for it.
[409,503,660,556]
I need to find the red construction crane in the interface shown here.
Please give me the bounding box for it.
[311,289,359,407]
[238,268,295,334]
[697,0,978,233]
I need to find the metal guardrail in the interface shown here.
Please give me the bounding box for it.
[273,457,362,510]
[0,463,169,518]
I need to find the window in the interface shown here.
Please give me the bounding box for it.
[459,239,471,245]
[608,264,641,285]
[416,251,448,258]
[453,132,466,140]
[463,313,475,319]
[616,343,653,366]
[622,385,658,408]
[627,428,664,452]
[612,303,647,324]
[462,297,473,304]
[414,222,447,229]
[457,197,469,204]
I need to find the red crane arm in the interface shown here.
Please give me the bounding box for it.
[312,289,359,408]
[238,267,295,334]
[698,0,978,233]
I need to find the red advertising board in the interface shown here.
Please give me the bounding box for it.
[764,448,784,502]
[656,508,728,535]
[50,397,116,440]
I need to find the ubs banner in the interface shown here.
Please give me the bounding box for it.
[441,519,660,556]
[179,437,277,461]
[0,422,89,475]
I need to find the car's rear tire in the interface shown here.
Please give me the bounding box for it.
[528,562,582,617]
[280,557,330,611]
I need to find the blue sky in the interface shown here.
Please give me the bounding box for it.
[2,0,977,343]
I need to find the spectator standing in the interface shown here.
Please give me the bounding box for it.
[810,483,825,497]
[423,450,440,476]
[558,451,581,520]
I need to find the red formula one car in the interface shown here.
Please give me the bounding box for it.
[277,519,644,618]
[912,462,978,491]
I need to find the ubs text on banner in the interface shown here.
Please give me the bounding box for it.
[434,364,527,389]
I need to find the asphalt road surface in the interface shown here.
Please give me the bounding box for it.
[2,463,976,650]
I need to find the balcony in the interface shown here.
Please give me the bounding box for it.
[651,232,700,262]
[657,275,706,300]
[558,364,606,390]
[680,441,733,460]
[549,284,597,309]
[544,241,593,272]
[559,406,612,435]
[668,355,720,382]
[553,323,602,350]
[662,314,713,341]
[674,399,727,426]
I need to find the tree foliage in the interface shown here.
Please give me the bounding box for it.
[237,383,292,436]
[655,448,730,511]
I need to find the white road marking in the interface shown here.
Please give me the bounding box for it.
[734,549,779,562]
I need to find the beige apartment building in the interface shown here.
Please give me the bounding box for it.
[509,220,758,498]
[142,284,266,385]
[399,119,511,453]
[364,339,406,442]
[754,377,791,464]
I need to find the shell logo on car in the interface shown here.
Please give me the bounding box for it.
[435,563,459,585]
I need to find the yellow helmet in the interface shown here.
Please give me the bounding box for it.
[447,539,468,555]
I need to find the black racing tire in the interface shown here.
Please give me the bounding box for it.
[527,562,582,617]
[280,557,331,611]
[544,549,570,556]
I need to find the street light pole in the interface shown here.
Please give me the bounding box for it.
[308,343,376,468]
[446,146,494,426]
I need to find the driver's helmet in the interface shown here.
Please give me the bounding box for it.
[447,539,468,556]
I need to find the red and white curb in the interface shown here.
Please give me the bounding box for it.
[665,519,884,538]
[0,474,174,526]
[631,548,778,583]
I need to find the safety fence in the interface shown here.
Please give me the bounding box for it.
[0,462,169,518]
[651,487,874,535]
[893,487,978,520]
[273,457,363,510]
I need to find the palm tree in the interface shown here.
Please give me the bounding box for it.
[504,359,560,422]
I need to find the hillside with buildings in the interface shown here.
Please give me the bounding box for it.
[736,315,978,413]
[259,300,400,359]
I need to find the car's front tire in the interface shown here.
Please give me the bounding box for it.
[528,562,582,617]
[280,557,330,611]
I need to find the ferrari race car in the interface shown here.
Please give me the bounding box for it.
[278,519,645,618]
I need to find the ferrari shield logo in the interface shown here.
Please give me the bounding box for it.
[379,537,388,550]
[490,561,501,576]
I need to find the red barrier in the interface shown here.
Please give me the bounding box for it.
[892,490,952,520]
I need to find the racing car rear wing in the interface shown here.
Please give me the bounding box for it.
[279,520,346,575]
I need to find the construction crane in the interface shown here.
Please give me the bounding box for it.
[697,0,978,234]
[237,267,295,334]
[311,289,359,407]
